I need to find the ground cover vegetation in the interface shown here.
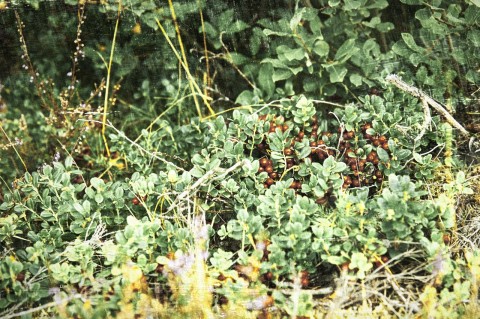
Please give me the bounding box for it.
[0,0,480,318]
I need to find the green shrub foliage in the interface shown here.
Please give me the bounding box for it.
[0,0,479,317]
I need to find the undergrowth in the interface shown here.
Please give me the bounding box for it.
[0,1,480,318]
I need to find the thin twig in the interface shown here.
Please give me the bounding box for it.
[386,74,469,136]
[415,98,431,142]
[1,294,83,319]
[80,120,185,172]
[166,160,246,213]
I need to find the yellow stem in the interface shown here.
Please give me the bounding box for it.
[0,124,27,171]
[102,1,122,157]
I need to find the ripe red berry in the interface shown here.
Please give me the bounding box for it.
[351,179,360,187]
[443,234,451,245]
[16,272,25,282]
[269,172,278,179]
[367,151,377,162]
[132,198,140,205]
[266,178,275,186]
[259,158,269,167]
[284,148,293,156]
[264,271,273,281]
[300,270,309,287]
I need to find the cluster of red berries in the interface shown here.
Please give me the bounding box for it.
[253,115,392,197]
[338,122,390,188]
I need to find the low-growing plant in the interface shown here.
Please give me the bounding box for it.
[1,1,479,318]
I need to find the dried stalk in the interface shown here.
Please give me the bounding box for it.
[386,74,469,137]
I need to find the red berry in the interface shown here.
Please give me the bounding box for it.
[284,148,293,156]
[300,271,309,287]
[443,234,451,245]
[259,158,269,167]
[132,198,140,205]
[16,272,25,282]
[351,179,360,187]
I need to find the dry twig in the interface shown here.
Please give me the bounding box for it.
[386,74,469,137]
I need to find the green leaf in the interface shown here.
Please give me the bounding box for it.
[235,90,254,105]
[469,0,480,7]
[273,69,293,82]
[401,33,425,53]
[334,38,358,62]
[258,63,275,98]
[90,177,104,190]
[313,40,329,57]
[413,152,423,164]
[468,30,480,47]
[325,64,348,83]
[350,74,363,86]
[377,148,389,162]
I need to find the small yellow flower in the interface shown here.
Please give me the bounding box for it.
[386,209,395,220]
[132,23,142,34]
